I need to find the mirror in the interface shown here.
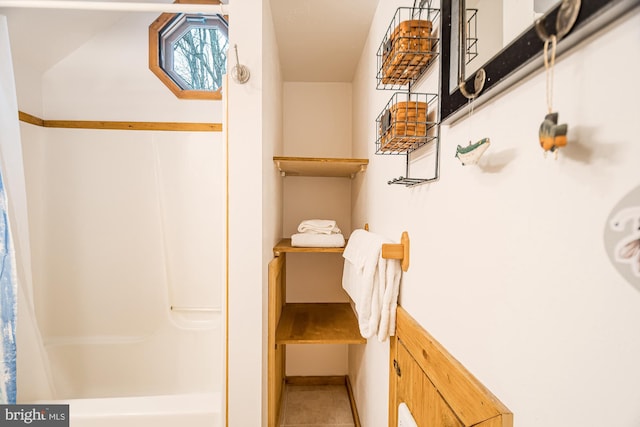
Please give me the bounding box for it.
[440,0,638,123]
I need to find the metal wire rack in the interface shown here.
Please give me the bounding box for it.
[375,92,440,187]
[376,6,440,90]
[375,92,438,155]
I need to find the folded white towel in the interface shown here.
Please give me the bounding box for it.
[291,232,345,248]
[297,219,341,235]
[342,229,402,341]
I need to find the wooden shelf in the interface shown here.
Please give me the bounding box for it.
[273,238,346,255]
[276,303,366,345]
[273,156,368,178]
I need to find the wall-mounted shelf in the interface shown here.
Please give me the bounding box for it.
[276,303,365,345]
[273,238,346,255]
[273,156,368,178]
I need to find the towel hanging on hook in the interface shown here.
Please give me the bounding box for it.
[230,44,250,84]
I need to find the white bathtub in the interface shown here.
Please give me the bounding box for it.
[42,392,222,427]
[32,311,223,427]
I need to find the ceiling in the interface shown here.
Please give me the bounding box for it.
[270,0,379,82]
[0,0,380,82]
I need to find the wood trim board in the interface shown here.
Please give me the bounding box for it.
[268,255,287,427]
[18,111,221,132]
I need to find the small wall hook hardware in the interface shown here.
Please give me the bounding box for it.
[459,68,486,100]
[231,44,250,84]
[535,0,581,42]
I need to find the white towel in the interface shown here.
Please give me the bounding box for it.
[291,232,345,247]
[297,219,341,235]
[342,229,402,341]
[377,256,402,342]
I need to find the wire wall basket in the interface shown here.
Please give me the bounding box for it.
[375,92,438,155]
[376,6,440,90]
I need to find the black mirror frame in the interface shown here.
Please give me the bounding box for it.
[440,0,639,124]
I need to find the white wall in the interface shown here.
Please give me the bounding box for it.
[351,3,640,427]
[261,0,284,421]
[227,0,283,424]
[281,82,353,376]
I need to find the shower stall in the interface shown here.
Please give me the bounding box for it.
[0,5,226,426]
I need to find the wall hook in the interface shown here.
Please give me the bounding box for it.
[459,68,486,99]
[535,0,581,42]
[230,44,250,84]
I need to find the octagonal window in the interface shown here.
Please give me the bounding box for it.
[150,6,228,100]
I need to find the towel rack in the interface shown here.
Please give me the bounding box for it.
[363,224,410,272]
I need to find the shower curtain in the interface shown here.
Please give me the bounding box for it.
[0,169,16,404]
[0,15,54,403]
[0,15,18,405]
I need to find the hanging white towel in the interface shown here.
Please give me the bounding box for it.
[342,229,402,341]
[377,256,402,341]
[297,219,341,235]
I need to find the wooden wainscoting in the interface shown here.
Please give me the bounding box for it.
[389,306,513,427]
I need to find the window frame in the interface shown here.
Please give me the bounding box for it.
[149,0,227,100]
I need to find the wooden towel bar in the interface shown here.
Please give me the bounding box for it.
[363,224,410,272]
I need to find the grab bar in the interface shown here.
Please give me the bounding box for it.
[170,306,220,312]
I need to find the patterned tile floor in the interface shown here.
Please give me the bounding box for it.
[279,384,355,427]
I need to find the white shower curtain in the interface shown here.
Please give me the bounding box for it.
[0,160,17,404]
[0,15,54,402]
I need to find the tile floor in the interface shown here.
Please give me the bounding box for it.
[279,384,356,427]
